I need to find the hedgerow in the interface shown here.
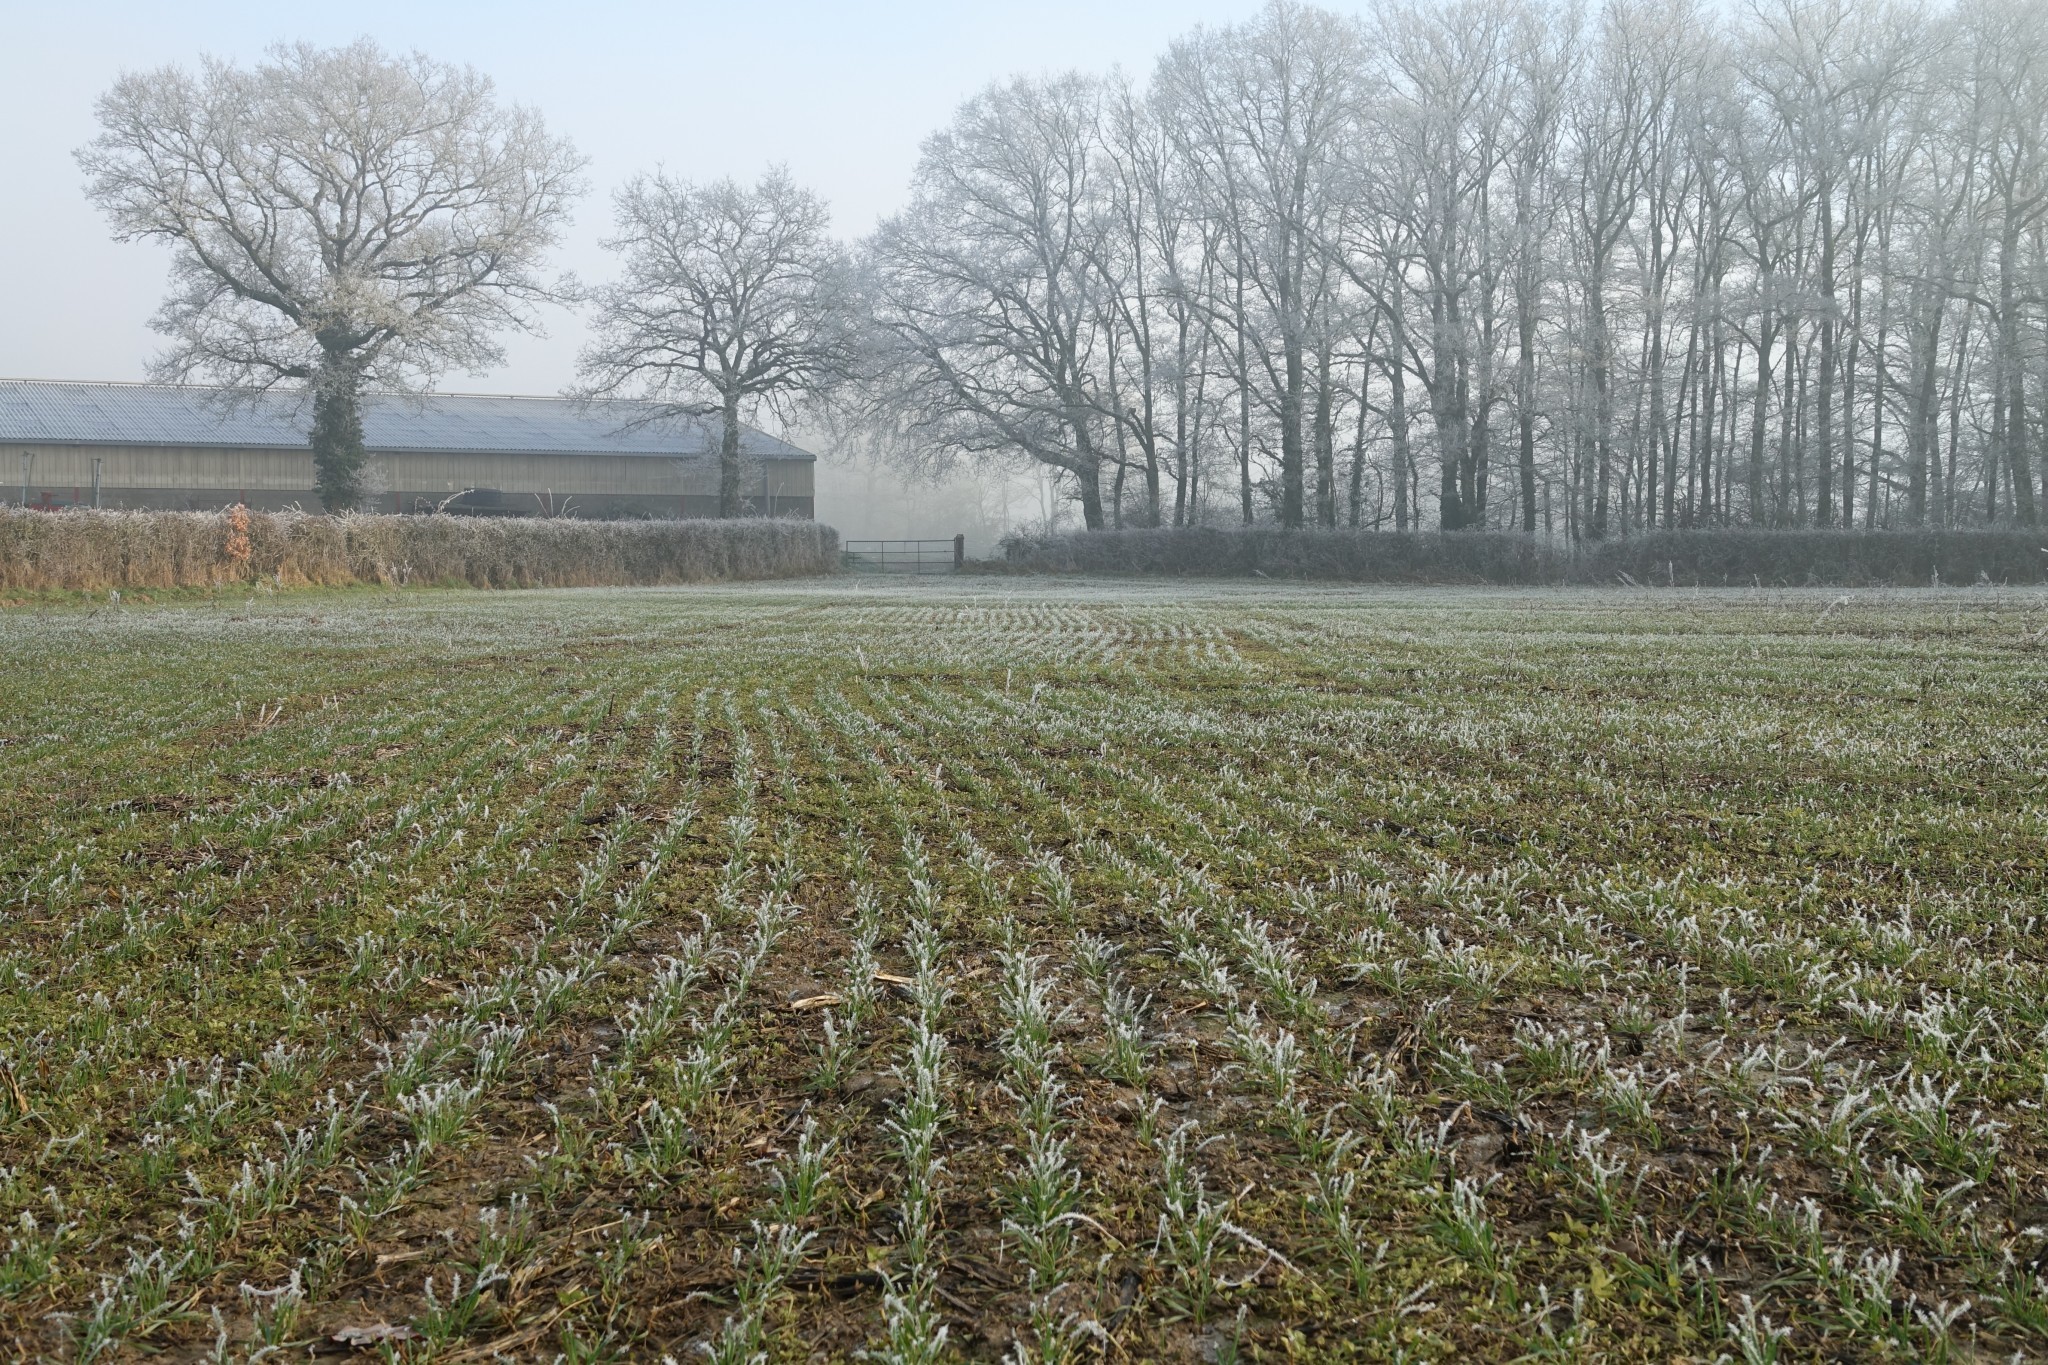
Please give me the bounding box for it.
[0,507,839,591]
[996,526,2048,585]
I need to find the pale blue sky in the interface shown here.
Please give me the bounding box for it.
[1,0,1290,393]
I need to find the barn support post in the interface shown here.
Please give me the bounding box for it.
[92,458,102,508]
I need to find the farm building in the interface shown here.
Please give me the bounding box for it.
[0,379,816,519]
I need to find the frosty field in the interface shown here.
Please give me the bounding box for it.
[3,580,2045,1362]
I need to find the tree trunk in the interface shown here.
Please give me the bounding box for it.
[1747,322,1774,524]
[1427,257,1469,532]
[1518,304,1538,533]
[1822,315,1840,527]
[1468,396,1490,529]
[1851,317,1867,532]
[2001,224,2037,526]
[1589,275,1612,539]
[1815,195,1837,527]
[1988,361,2005,524]
[1694,323,1718,527]
[1349,362,1370,528]
[1173,314,1191,527]
[1946,332,1967,528]
[1281,333,1306,529]
[1313,340,1335,528]
[1625,325,1652,531]
[720,392,744,517]
[1843,232,1867,529]
[1670,315,1697,528]
[1186,341,1209,525]
[1708,325,1733,525]
[1776,323,1798,525]
[1646,235,1668,532]
[2017,366,2038,527]
[1905,296,1940,525]
[1106,348,1131,532]
[1388,351,1411,533]
[1867,321,1887,528]
[310,354,368,513]
[1236,279,1254,525]
[1142,453,1160,528]
[1441,375,1466,532]
[1718,333,1740,523]
[1074,455,1107,531]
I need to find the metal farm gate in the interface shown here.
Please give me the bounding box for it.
[842,536,965,575]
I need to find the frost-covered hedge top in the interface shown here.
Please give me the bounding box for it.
[996,527,2047,587]
[0,508,840,591]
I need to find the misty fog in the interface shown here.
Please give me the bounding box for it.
[9,0,2048,539]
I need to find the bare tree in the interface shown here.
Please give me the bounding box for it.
[578,168,851,518]
[1156,2,1363,529]
[1094,77,1183,528]
[78,40,584,511]
[845,0,2046,537]
[1962,0,2048,526]
[859,75,1119,529]
[1505,4,1580,533]
[1371,0,1519,532]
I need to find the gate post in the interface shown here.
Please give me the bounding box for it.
[953,533,965,570]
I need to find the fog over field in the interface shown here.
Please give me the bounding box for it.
[13,0,2044,536]
[0,1,1251,392]
[2,2,1248,540]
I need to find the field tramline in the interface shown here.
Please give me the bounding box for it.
[0,580,2044,1360]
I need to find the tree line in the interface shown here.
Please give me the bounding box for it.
[860,0,2048,535]
[78,2,2048,533]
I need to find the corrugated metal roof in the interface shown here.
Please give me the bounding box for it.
[0,379,815,461]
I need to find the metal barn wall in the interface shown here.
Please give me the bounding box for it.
[0,443,815,519]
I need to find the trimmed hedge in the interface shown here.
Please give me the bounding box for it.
[0,508,839,592]
[998,526,1561,582]
[1579,529,2046,587]
[997,526,2048,586]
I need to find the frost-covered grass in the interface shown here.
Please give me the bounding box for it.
[1,579,2045,1361]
